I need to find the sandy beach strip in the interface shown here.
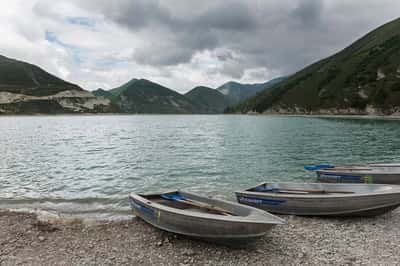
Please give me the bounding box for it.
[1,209,400,265]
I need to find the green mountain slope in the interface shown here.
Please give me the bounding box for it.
[106,79,198,113]
[109,79,138,97]
[216,77,286,104]
[0,55,82,96]
[92,88,114,100]
[230,18,400,115]
[184,86,232,113]
[0,55,113,114]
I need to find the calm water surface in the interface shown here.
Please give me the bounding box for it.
[1,115,400,219]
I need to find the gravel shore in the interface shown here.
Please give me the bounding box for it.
[1,209,400,265]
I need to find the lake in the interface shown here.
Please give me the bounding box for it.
[1,115,400,220]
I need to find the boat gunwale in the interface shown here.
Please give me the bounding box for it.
[129,190,286,225]
[236,182,400,199]
[317,168,400,175]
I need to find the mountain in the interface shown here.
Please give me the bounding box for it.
[0,55,82,96]
[0,55,114,114]
[184,86,232,113]
[216,77,286,104]
[103,79,198,114]
[91,78,291,114]
[230,18,400,115]
[92,88,114,99]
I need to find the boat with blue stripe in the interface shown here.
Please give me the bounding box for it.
[305,163,400,184]
[235,182,400,217]
[129,190,285,245]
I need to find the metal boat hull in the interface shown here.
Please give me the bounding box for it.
[236,183,400,217]
[129,191,285,244]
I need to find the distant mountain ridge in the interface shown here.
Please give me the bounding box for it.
[91,88,113,99]
[94,79,199,114]
[184,86,231,113]
[94,78,284,114]
[229,18,400,115]
[0,55,114,114]
[216,77,286,104]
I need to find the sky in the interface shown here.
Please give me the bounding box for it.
[1,0,400,93]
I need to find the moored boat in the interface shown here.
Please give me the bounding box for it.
[305,163,400,184]
[128,190,285,244]
[235,182,400,216]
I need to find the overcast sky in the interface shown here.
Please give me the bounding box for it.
[1,0,400,93]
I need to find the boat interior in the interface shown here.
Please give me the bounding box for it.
[140,193,236,216]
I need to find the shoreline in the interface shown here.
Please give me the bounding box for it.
[1,113,400,120]
[257,113,400,120]
[2,208,400,265]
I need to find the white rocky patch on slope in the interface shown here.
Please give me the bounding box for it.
[57,96,111,112]
[0,92,26,104]
[169,98,180,108]
[357,90,368,99]
[0,89,111,112]
[377,68,386,80]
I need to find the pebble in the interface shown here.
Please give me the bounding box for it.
[255,249,264,254]
[182,248,196,256]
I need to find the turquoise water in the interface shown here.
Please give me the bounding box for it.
[1,115,400,219]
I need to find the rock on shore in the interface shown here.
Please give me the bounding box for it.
[1,209,400,265]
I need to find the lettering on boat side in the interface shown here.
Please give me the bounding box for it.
[239,196,286,205]
[129,198,155,217]
[319,173,363,182]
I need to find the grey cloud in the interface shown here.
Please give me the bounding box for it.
[74,1,257,64]
[92,0,256,66]
[291,0,324,27]
[109,0,172,29]
[104,0,256,32]
[216,50,234,61]
[246,68,271,81]
[71,0,400,80]
[220,59,245,79]
[195,2,256,31]
[134,45,193,66]
[132,29,219,66]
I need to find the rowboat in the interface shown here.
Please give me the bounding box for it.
[235,182,400,216]
[128,190,285,244]
[305,163,400,184]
